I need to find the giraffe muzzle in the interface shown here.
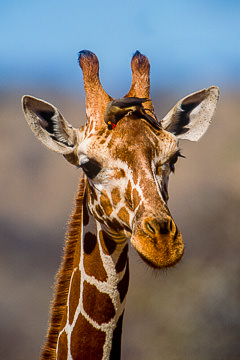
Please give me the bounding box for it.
[131,216,184,269]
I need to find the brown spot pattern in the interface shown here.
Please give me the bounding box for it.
[71,314,105,360]
[99,230,116,255]
[83,281,115,325]
[84,232,97,254]
[117,207,130,226]
[83,232,108,282]
[133,188,141,208]
[117,262,129,303]
[114,169,125,179]
[100,191,113,216]
[111,187,121,206]
[57,331,68,360]
[106,218,123,232]
[95,204,104,217]
[88,184,97,204]
[116,244,128,273]
[124,180,133,209]
[83,193,89,226]
[69,268,81,325]
[110,313,124,360]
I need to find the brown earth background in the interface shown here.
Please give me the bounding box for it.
[1,89,240,360]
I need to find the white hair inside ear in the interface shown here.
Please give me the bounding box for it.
[161,86,219,141]
[22,95,85,155]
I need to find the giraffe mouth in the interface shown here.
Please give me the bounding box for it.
[138,247,184,269]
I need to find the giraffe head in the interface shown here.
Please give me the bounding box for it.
[22,50,219,269]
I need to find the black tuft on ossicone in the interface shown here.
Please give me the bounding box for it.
[78,50,99,73]
[131,50,149,66]
[78,50,95,62]
[133,50,141,57]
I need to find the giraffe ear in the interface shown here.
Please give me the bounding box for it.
[161,86,219,141]
[22,95,82,155]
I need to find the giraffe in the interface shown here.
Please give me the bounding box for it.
[22,50,219,360]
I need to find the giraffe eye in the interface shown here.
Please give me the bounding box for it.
[169,151,185,173]
[169,157,177,173]
[80,159,102,179]
[169,163,176,173]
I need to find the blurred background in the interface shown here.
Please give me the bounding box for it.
[1,1,240,359]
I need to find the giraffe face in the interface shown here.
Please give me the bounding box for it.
[22,51,218,270]
[77,115,184,268]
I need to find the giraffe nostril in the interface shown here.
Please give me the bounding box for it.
[159,221,169,234]
[146,221,156,234]
[144,218,175,236]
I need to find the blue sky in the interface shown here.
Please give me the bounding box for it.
[1,0,240,95]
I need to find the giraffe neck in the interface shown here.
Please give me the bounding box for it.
[42,174,129,360]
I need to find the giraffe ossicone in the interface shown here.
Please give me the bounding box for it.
[22,50,219,360]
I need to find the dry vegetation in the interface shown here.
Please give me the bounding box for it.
[0,90,240,360]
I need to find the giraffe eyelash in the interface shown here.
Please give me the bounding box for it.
[156,150,185,174]
[169,150,185,173]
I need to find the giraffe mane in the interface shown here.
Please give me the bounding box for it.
[41,175,85,360]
